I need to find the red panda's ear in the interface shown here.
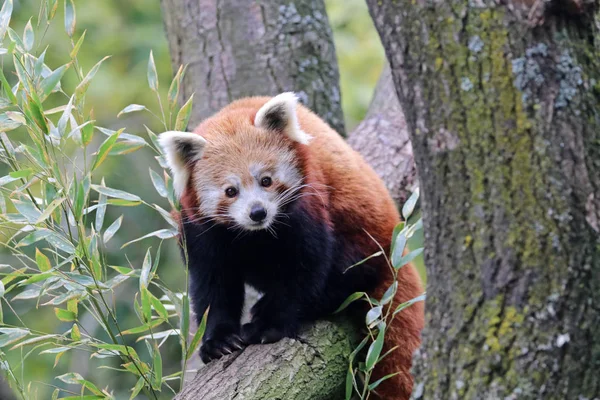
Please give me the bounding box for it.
[158,131,207,197]
[254,92,312,145]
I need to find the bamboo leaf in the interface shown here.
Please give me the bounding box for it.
[0,0,13,41]
[175,94,193,131]
[70,30,86,59]
[95,178,107,231]
[117,104,147,118]
[402,187,420,220]
[36,196,65,224]
[334,292,365,313]
[393,248,423,270]
[187,307,208,360]
[140,249,152,290]
[365,306,382,326]
[0,327,29,347]
[365,323,386,371]
[91,128,123,170]
[147,50,158,91]
[91,184,140,202]
[54,308,76,322]
[121,229,177,248]
[35,248,51,272]
[380,281,398,305]
[71,324,81,341]
[391,232,407,268]
[40,64,69,99]
[149,168,167,198]
[64,0,76,37]
[103,215,122,243]
[23,18,34,51]
[152,343,162,390]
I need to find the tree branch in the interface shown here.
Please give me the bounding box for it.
[176,320,358,400]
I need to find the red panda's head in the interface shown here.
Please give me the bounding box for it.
[158,93,312,232]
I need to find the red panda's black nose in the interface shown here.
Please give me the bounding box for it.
[249,204,267,222]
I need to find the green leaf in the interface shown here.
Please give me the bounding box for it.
[150,169,168,198]
[58,95,73,137]
[334,292,365,313]
[17,229,52,247]
[344,251,382,273]
[35,248,52,272]
[175,94,194,131]
[45,232,76,253]
[140,249,152,290]
[150,293,169,320]
[62,272,107,290]
[130,377,145,400]
[154,204,178,228]
[54,308,76,322]
[122,319,164,335]
[92,128,123,170]
[9,334,57,350]
[9,168,32,179]
[40,64,69,99]
[368,372,401,391]
[393,293,426,316]
[141,288,152,323]
[95,178,107,231]
[0,113,21,132]
[365,323,386,371]
[73,180,85,220]
[6,111,26,125]
[345,365,354,400]
[91,184,140,202]
[12,198,41,223]
[0,327,30,347]
[70,30,86,59]
[187,307,209,360]
[0,0,13,41]
[74,56,110,101]
[117,104,147,118]
[380,281,398,305]
[152,343,163,390]
[64,0,76,37]
[22,18,34,51]
[402,187,420,220]
[71,324,81,341]
[391,232,407,268]
[365,306,382,326]
[0,280,4,298]
[168,64,186,112]
[103,215,122,243]
[36,196,65,224]
[107,198,142,207]
[147,50,158,91]
[393,248,423,270]
[122,229,177,248]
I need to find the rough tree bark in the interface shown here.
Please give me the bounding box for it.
[159,0,345,134]
[160,0,416,397]
[367,0,600,398]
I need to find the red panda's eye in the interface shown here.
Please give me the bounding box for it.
[261,177,272,187]
[225,187,238,198]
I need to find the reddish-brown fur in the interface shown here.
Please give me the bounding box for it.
[185,97,424,399]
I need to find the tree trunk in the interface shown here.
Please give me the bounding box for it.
[159,0,345,134]
[367,0,600,398]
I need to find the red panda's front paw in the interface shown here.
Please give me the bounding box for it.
[241,322,293,344]
[199,333,246,364]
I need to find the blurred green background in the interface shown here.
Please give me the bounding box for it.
[2,0,387,399]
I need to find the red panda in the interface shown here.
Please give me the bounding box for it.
[159,93,424,400]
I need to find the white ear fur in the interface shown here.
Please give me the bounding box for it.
[158,131,207,197]
[254,92,312,145]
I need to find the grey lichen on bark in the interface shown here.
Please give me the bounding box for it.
[176,320,358,400]
[159,0,345,134]
[367,0,600,398]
